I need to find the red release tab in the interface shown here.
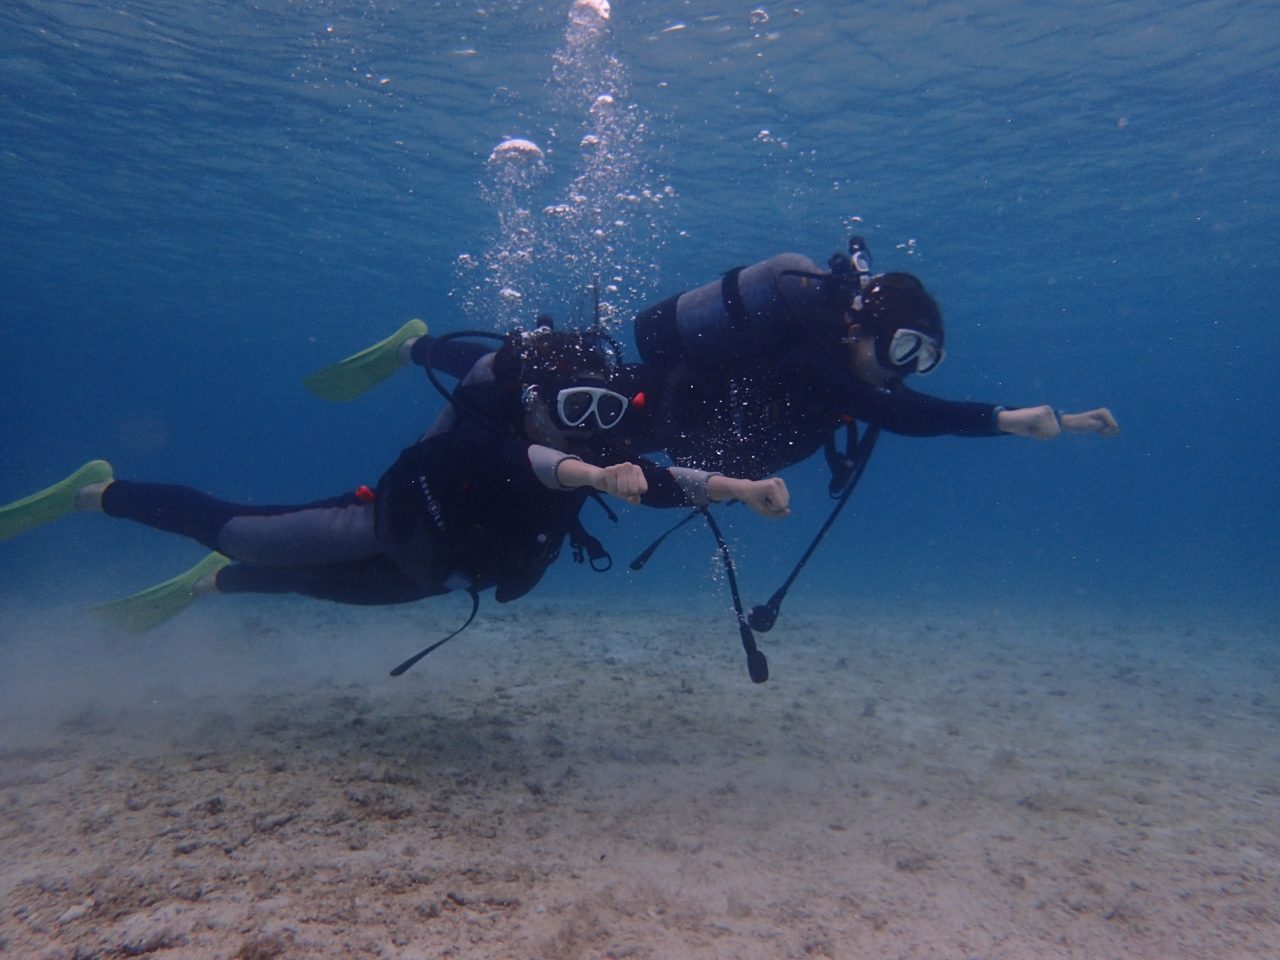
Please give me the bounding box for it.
[355,484,376,502]
[632,391,647,410]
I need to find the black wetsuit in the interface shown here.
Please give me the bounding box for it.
[103,381,705,606]
[632,339,1003,478]
[623,252,1009,478]
[415,304,1005,482]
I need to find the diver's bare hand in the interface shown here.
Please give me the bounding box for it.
[708,475,791,518]
[744,477,791,518]
[596,462,647,505]
[996,405,1061,440]
[1060,407,1120,436]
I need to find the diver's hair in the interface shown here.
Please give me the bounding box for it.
[494,327,621,388]
[859,272,944,344]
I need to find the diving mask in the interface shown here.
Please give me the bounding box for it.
[556,385,629,430]
[881,328,944,375]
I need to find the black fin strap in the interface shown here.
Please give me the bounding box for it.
[699,507,768,684]
[389,588,481,676]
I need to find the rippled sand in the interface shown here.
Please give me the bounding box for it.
[2,599,1277,959]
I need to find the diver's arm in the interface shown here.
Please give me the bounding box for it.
[995,406,1059,439]
[707,474,791,519]
[550,456,791,517]
[552,457,647,505]
[845,380,1004,437]
[650,465,790,518]
[856,380,1119,441]
[995,405,1120,439]
[1059,407,1120,436]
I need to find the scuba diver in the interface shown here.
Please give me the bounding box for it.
[617,238,1118,634]
[296,237,1118,660]
[306,238,1118,478]
[626,238,1118,477]
[0,328,789,674]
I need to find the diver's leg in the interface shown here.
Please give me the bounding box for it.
[96,481,381,564]
[94,552,438,634]
[406,335,492,380]
[214,555,442,605]
[92,496,434,633]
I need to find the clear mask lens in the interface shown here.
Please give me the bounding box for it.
[556,386,629,429]
[888,329,943,375]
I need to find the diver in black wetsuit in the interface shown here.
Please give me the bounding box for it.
[0,329,789,634]
[393,241,1118,481]
[625,243,1120,478]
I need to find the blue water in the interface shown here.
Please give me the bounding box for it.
[2,0,1277,623]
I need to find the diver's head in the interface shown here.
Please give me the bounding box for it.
[843,272,945,384]
[497,326,638,443]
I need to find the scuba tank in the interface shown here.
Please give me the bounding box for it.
[633,238,873,367]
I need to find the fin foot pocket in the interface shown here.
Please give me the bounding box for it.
[303,319,428,401]
[0,460,113,542]
[94,552,230,634]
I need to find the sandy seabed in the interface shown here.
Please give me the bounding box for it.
[1,597,1277,960]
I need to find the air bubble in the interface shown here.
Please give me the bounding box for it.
[573,0,611,21]
[489,138,545,163]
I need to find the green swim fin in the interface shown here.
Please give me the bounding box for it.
[94,552,230,634]
[303,318,428,401]
[0,460,114,542]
